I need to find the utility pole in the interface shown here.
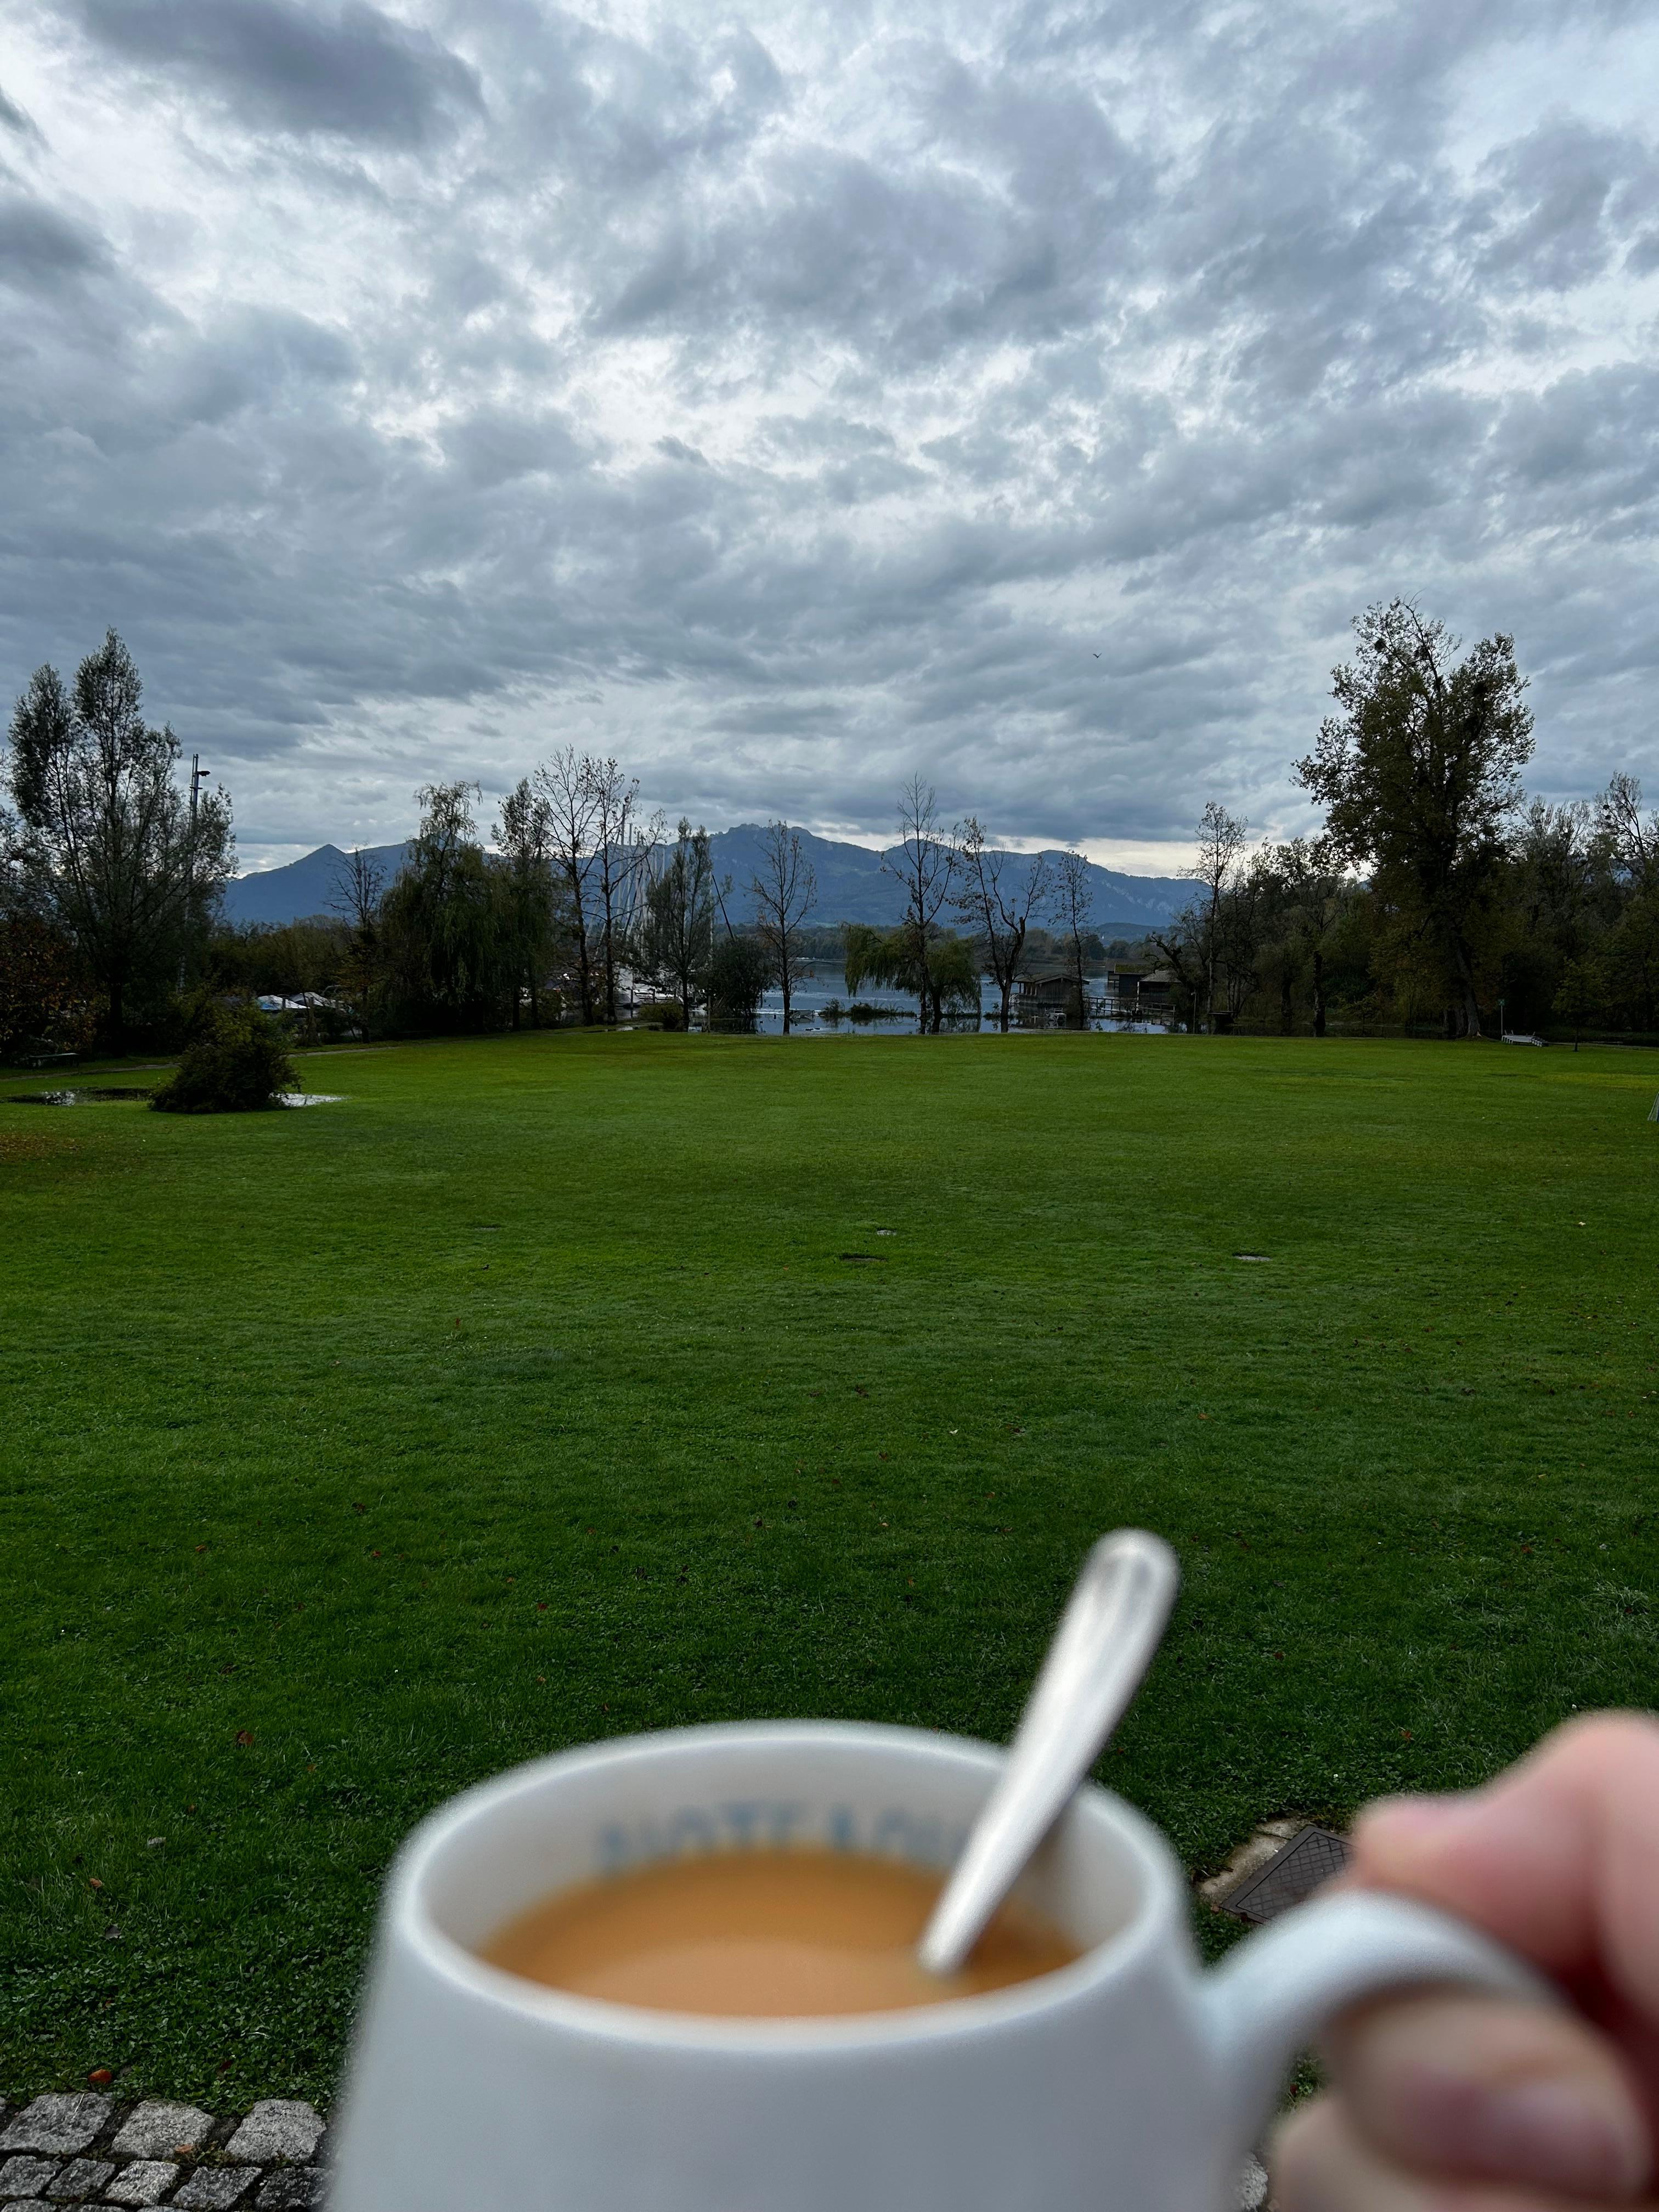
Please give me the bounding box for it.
[180,755,211,990]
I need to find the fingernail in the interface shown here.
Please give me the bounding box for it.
[1455,2078,1650,2198]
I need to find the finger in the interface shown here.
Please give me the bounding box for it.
[1348,1714,1659,2014]
[1326,1991,1650,2199]
[1273,2092,1647,2212]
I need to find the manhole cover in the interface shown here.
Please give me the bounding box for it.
[1219,1825,1350,1923]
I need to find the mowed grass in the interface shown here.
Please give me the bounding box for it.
[2,1030,1656,2103]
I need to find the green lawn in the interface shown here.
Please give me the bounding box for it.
[2,1030,1655,2103]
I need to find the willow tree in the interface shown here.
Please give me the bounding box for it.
[844,922,979,1032]
[382,782,508,1029]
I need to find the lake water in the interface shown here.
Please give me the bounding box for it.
[675,968,1171,1036]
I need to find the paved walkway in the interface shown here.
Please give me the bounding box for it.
[0,2097,324,2211]
[1,2092,1271,2209]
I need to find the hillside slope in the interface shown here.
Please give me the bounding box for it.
[224,826,1186,934]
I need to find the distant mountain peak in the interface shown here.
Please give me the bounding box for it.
[223,825,1186,933]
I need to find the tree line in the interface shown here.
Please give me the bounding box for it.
[5,607,1656,1054]
[1157,601,1659,1042]
[230,766,1095,1040]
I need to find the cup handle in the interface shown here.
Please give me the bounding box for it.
[1200,1891,1560,2147]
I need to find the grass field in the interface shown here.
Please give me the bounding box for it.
[3,1029,1656,2104]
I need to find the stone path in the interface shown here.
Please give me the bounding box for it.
[2,2092,1271,2208]
[0,2098,324,2212]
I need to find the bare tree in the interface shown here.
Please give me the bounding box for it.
[1594,774,1659,894]
[953,817,1051,1031]
[882,777,956,1032]
[749,820,816,1031]
[329,845,386,1037]
[583,756,645,1023]
[534,747,599,1023]
[1054,848,1094,1028]
[1184,801,1248,1031]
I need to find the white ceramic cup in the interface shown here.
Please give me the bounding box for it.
[332,1721,1550,2212]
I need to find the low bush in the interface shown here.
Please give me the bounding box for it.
[151,1000,297,1114]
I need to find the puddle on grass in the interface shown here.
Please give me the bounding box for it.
[9,1087,154,1105]
[8,1087,344,1108]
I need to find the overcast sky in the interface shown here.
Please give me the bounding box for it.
[2,0,1656,872]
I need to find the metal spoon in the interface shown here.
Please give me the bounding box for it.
[918,1528,1180,1977]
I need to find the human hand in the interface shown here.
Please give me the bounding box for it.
[1272,1713,1659,2211]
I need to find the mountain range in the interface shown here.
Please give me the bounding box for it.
[223,826,1188,936]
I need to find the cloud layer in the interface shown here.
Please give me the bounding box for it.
[1,0,1655,866]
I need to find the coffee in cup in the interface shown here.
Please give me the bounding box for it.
[481,1846,1079,2016]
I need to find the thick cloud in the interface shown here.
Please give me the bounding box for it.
[76,0,483,145]
[0,0,1655,866]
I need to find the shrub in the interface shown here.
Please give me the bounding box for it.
[151,1001,297,1114]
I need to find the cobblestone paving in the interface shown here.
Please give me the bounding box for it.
[0,2102,325,2212]
[1,2092,1271,2207]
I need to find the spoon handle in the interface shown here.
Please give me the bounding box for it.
[918,1528,1180,1977]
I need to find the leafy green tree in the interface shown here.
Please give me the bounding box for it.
[494,780,561,1028]
[1054,849,1094,1028]
[382,782,508,1030]
[636,819,715,1028]
[705,933,771,1029]
[1295,602,1533,1037]
[1253,837,1344,1034]
[1553,956,1605,1050]
[5,630,233,1043]
[0,911,94,1057]
[1605,891,1659,1033]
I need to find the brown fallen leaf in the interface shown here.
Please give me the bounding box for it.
[235,1729,255,1747]
[88,1876,104,1890]
[88,2068,113,2088]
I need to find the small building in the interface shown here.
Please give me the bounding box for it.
[1103,964,1175,1018]
[1016,973,1074,1012]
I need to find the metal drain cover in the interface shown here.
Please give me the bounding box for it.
[1220,1825,1350,1923]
